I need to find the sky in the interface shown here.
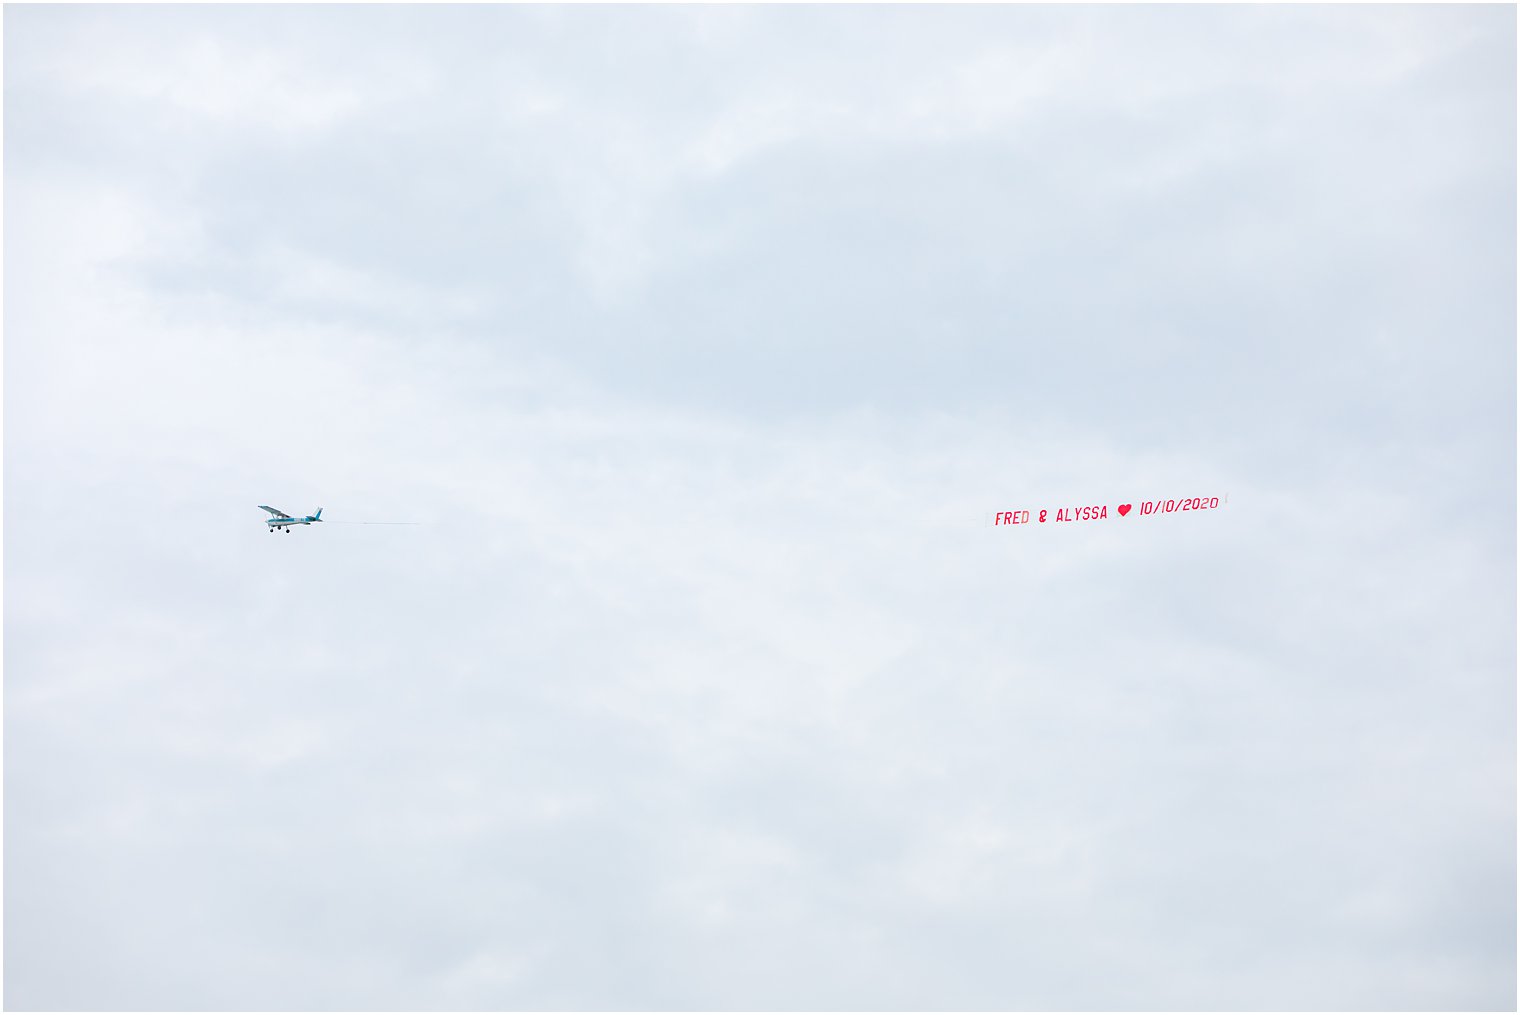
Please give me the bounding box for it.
[3,5,1515,1010]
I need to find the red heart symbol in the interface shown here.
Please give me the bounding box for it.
[1117,503,1131,516]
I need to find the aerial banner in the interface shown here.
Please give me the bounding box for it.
[991,494,1228,527]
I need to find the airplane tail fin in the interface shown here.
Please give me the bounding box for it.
[315,508,323,521]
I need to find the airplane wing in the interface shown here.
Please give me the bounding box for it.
[258,505,293,518]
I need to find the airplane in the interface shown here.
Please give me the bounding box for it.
[260,505,322,533]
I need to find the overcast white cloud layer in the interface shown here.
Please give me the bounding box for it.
[4,6,1515,1010]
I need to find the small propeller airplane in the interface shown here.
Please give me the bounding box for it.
[259,505,322,533]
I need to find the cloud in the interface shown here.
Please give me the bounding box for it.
[5,4,1514,1010]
